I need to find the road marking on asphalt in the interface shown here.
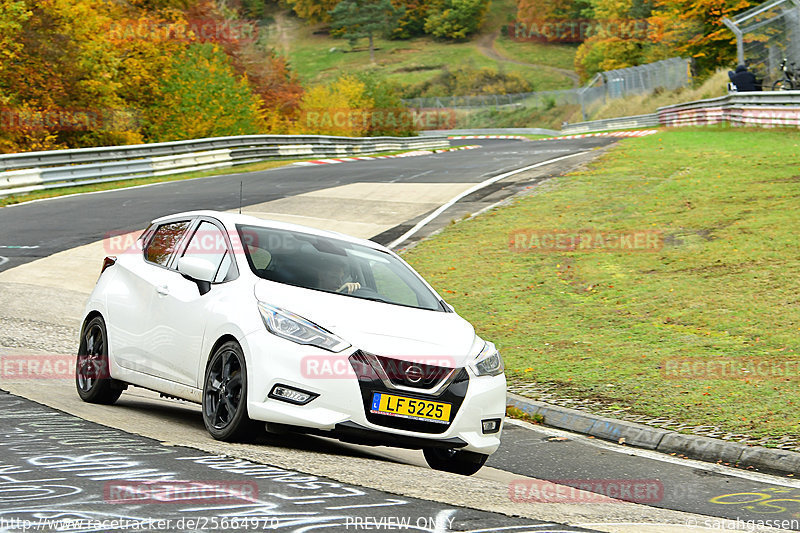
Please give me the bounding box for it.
[235,182,476,239]
[0,256,7,267]
[505,418,800,489]
[387,151,589,249]
[0,245,39,249]
[0,231,142,293]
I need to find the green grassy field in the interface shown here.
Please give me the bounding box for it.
[494,37,579,71]
[403,127,800,440]
[279,0,576,92]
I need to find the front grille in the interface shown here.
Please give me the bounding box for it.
[373,354,452,389]
[348,351,469,434]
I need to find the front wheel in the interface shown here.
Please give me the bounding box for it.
[76,316,124,404]
[772,79,794,90]
[423,447,488,476]
[202,341,260,441]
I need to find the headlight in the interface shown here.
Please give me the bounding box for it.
[258,302,350,353]
[470,341,504,377]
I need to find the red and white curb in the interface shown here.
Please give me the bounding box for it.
[293,145,479,166]
[541,129,659,140]
[449,135,530,141]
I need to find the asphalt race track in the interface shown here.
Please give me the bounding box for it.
[1,138,798,532]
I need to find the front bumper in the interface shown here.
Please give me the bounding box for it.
[242,329,506,455]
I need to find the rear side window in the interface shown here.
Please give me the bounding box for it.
[144,221,191,267]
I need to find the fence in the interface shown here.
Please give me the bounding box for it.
[723,0,800,85]
[0,134,449,197]
[560,90,800,133]
[403,58,692,120]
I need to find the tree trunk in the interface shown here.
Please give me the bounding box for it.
[369,33,375,64]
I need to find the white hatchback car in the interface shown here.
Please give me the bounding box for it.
[77,211,506,475]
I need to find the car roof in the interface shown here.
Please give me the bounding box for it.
[150,210,389,252]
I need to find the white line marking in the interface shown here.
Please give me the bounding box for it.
[0,245,39,249]
[505,418,800,488]
[0,256,7,267]
[387,151,588,249]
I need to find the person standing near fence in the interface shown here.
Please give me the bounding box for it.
[728,64,759,92]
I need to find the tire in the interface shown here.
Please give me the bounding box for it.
[202,341,260,441]
[772,79,794,91]
[76,316,124,404]
[423,447,488,476]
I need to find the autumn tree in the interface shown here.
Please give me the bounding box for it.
[647,0,751,75]
[284,0,340,22]
[142,43,266,141]
[423,0,490,40]
[294,75,373,136]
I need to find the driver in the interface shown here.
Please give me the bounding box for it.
[318,259,361,294]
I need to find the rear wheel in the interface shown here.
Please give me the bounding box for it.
[423,447,488,476]
[202,341,260,441]
[76,316,124,404]
[772,79,794,90]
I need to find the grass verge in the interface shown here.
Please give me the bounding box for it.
[403,126,800,441]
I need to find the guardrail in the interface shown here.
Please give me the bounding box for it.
[560,91,800,134]
[561,114,660,135]
[657,91,800,127]
[0,134,450,197]
[421,128,560,136]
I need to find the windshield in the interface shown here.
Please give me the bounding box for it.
[238,225,444,312]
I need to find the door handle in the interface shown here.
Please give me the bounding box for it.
[156,285,170,296]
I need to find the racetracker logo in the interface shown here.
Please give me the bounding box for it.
[104,480,258,504]
[297,108,456,134]
[0,354,86,380]
[661,358,800,380]
[301,355,456,379]
[0,107,139,132]
[508,19,654,43]
[103,229,261,255]
[509,229,663,253]
[509,479,663,503]
[106,18,259,44]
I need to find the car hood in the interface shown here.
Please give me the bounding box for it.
[254,280,478,366]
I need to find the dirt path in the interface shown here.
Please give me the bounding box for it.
[476,31,580,88]
[271,11,292,55]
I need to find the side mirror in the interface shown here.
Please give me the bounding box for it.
[178,257,216,295]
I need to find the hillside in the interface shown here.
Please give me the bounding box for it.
[268,0,579,94]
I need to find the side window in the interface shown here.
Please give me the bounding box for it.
[144,221,191,267]
[181,221,234,283]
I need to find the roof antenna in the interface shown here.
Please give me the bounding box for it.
[239,181,243,215]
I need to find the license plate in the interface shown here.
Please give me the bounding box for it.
[370,393,451,423]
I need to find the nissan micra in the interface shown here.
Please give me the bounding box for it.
[76,211,505,475]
